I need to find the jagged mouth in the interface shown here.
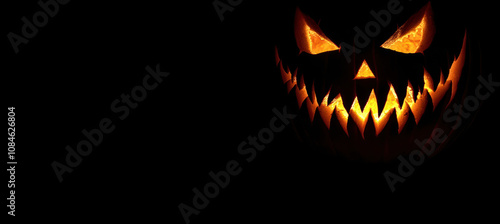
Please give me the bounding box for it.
[275,33,466,138]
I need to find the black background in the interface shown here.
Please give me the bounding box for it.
[4,0,499,222]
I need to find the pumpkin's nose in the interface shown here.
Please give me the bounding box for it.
[354,60,376,80]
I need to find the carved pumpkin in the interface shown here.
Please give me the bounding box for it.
[275,1,468,161]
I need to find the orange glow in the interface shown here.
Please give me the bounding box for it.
[424,32,467,109]
[405,81,427,124]
[354,60,376,80]
[349,89,378,138]
[381,2,435,54]
[381,17,425,53]
[294,7,340,55]
[348,84,423,138]
[319,90,349,134]
[306,83,319,122]
[277,55,320,123]
[274,31,467,137]
[294,76,319,122]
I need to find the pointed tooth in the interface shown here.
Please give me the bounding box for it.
[355,88,373,110]
[405,81,416,102]
[408,67,425,95]
[327,85,338,103]
[376,82,390,113]
[392,80,408,106]
[314,80,330,102]
[354,79,375,109]
[339,88,355,112]
[426,65,442,91]
[274,46,280,66]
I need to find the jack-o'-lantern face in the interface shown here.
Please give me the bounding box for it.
[275,1,468,161]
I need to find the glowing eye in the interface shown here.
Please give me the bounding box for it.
[294,7,340,55]
[381,2,435,54]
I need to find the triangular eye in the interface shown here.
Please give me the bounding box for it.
[381,2,435,54]
[294,7,340,55]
